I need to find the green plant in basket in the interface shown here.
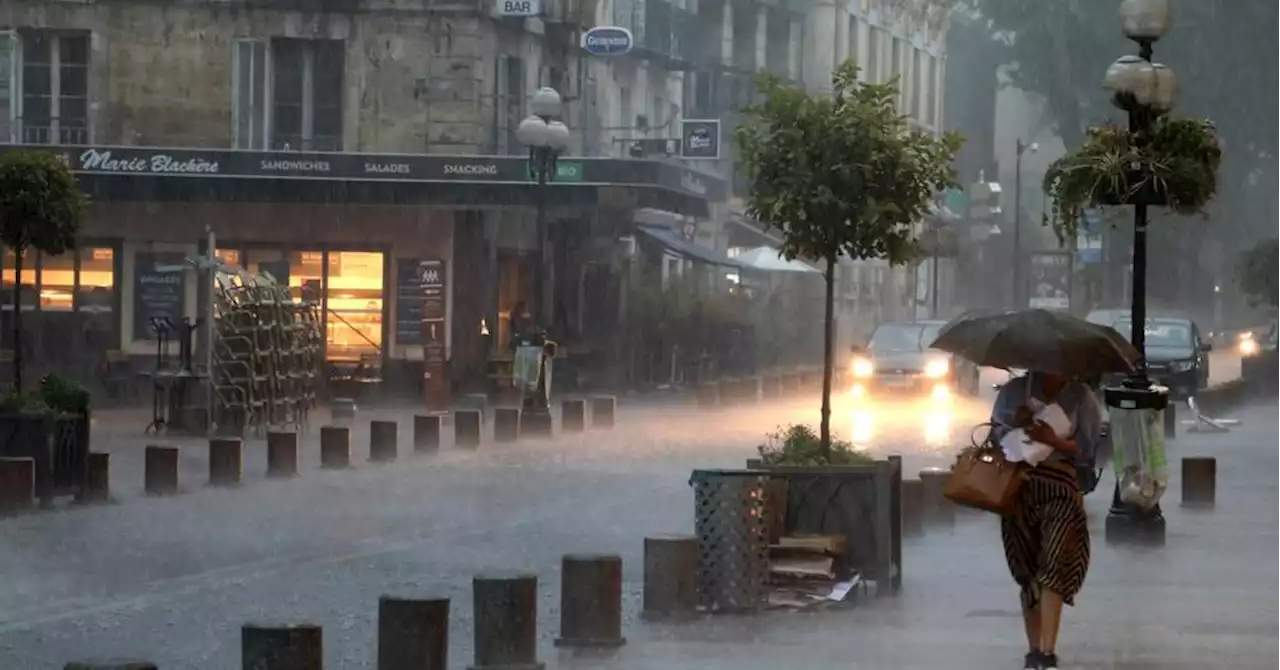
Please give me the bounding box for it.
[757,424,875,467]
[39,374,90,414]
[1043,117,1222,244]
[0,390,52,414]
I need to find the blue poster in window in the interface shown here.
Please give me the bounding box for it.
[133,251,186,340]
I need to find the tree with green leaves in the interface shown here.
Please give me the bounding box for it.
[735,61,963,453]
[1236,237,1277,308]
[0,150,87,392]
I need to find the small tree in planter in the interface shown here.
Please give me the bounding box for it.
[0,374,92,505]
[735,61,962,456]
[0,150,87,392]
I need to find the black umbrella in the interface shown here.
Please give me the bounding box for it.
[928,308,1139,377]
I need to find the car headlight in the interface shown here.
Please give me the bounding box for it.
[1240,339,1259,356]
[852,358,875,378]
[1168,359,1195,373]
[924,358,949,379]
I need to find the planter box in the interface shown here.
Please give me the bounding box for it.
[0,410,90,505]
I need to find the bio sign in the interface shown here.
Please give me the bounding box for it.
[581,26,634,56]
[495,0,540,15]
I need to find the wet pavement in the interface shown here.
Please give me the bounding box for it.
[0,381,1274,669]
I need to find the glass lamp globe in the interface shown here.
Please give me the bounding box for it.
[517,115,550,147]
[1103,55,1155,109]
[1120,0,1172,42]
[530,87,563,119]
[1147,63,1178,113]
[545,120,571,151]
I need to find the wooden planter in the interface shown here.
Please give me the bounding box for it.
[0,410,89,505]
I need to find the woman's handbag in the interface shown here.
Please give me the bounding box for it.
[944,424,1028,516]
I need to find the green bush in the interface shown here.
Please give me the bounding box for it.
[757,424,874,466]
[0,375,89,415]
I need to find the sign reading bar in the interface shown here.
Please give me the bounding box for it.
[496,0,540,15]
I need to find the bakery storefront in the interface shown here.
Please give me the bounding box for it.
[0,144,723,402]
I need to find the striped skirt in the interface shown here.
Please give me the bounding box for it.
[1000,461,1091,610]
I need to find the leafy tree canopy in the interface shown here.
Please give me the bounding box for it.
[0,150,86,255]
[735,61,963,266]
[1236,237,1278,307]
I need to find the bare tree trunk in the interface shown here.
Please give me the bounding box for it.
[11,248,22,393]
[819,255,836,457]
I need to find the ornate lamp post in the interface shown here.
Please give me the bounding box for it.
[1101,0,1179,544]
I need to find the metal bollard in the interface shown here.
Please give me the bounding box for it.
[900,479,924,537]
[590,396,616,428]
[0,456,34,513]
[144,446,179,495]
[494,408,521,443]
[561,399,586,433]
[413,414,442,454]
[77,452,111,504]
[64,661,158,670]
[918,467,954,526]
[471,573,543,670]
[641,534,698,620]
[370,420,399,463]
[208,438,243,487]
[242,623,322,670]
[319,426,351,469]
[455,409,482,448]
[377,595,449,670]
[1181,456,1217,508]
[266,431,299,478]
[555,554,625,648]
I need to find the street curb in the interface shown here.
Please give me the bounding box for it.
[1194,378,1270,417]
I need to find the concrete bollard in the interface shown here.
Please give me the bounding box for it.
[241,623,322,670]
[377,595,449,670]
[64,661,158,670]
[494,408,521,443]
[331,397,356,423]
[591,396,616,428]
[556,554,625,648]
[1163,402,1177,440]
[144,446,179,495]
[0,456,34,513]
[717,379,736,406]
[1181,456,1217,508]
[413,414,442,454]
[561,398,586,432]
[520,410,553,439]
[208,438,243,487]
[696,383,720,409]
[266,431,299,478]
[642,534,699,620]
[900,478,924,537]
[319,426,351,469]
[77,452,111,504]
[370,420,399,463]
[455,409,482,448]
[471,573,543,670]
[918,467,954,526]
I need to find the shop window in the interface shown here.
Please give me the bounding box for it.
[246,249,326,303]
[39,250,74,311]
[216,248,242,268]
[325,250,383,362]
[78,246,115,314]
[1,248,36,311]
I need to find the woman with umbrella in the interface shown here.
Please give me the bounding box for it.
[931,309,1136,670]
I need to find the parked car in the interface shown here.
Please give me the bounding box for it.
[1110,316,1212,399]
[1240,322,1278,391]
[849,320,980,402]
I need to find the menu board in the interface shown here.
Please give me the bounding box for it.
[133,251,186,340]
[394,259,425,346]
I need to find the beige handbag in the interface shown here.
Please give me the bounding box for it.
[944,434,1028,517]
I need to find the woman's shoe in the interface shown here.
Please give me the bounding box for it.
[1040,652,1060,670]
[1024,651,1041,669]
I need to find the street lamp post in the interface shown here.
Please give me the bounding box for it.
[1101,0,1178,544]
[1011,138,1038,307]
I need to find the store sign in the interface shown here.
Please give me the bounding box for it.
[554,161,583,182]
[417,259,450,412]
[1027,252,1072,311]
[581,27,634,56]
[679,119,721,160]
[496,0,540,15]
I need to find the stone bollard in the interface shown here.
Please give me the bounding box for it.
[521,410,553,439]
[0,456,35,513]
[319,426,351,469]
[494,408,521,443]
[242,623,322,670]
[370,420,399,463]
[413,414,442,454]
[377,595,449,670]
[266,431,299,478]
[455,410,482,448]
[208,438,243,487]
[77,452,111,504]
[918,467,954,526]
[696,383,720,409]
[1181,456,1217,508]
[900,478,924,537]
[144,446,180,495]
[717,379,736,406]
[64,661,158,670]
[591,396,616,428]
[561,398,586,433]
[471,573,543,670]
[642,534,699,620]
[331,397,357,423]
[556,554,625,648]
[1163,402,1177,440]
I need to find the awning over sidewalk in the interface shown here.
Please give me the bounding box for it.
[636,223,747,269]
[733,246,820,274]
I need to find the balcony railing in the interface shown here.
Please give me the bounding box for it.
[634,0,699,69]
[0,118,91,146]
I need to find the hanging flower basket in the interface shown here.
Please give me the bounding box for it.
[1043,117,1222,241]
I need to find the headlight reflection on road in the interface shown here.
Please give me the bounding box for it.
[923,410,952,447]
[849,408,875,444]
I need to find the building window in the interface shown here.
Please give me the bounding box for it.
[926,54,939,127]
[890,37,903,107]
[271,38,344,152]
[232,39,268,150]
[495,55,525,155]
[39,250,74,311]
[0,30,90,145]
[848,17,859,73]
[866,28,880,83]
[325,251,384,362]
[911,48,923,121]
[77,246,115,315]
[246,249,327,303]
